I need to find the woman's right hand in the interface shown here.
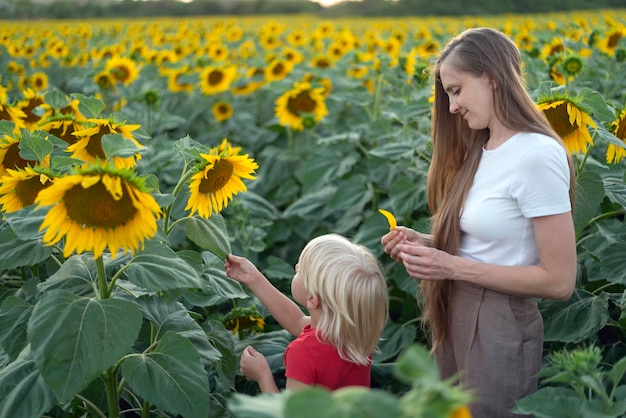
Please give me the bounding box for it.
[382,226,420,262]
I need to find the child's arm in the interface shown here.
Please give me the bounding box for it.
[225,254,310,336]
[240,346,279,393]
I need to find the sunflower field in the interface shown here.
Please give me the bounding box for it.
[1,8,626,418]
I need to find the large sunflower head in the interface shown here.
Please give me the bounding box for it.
[0,88,27,129]
[275,81,328,131]
[185,143,258,219]
[198,66,237,96]
[537,93,597,155]
[16,88,46,131]
[606,108,626,164]
[0,166,53,213]
[104,55,141,86]
[35,166,162,259]
[68,118,144,169]
[0,129,50,177]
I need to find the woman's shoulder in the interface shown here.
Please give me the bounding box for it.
[507,132,566,156]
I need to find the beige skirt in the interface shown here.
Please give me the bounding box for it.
[434,281,543,418]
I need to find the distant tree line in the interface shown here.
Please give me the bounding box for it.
[1,0,625,20]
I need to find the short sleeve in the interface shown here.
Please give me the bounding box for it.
[512,141,571,218]
[284,338,316,384]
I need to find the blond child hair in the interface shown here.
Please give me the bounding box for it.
[298,233,389,365]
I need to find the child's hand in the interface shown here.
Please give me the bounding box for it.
[224,254,262,285]
[240,345,272,383]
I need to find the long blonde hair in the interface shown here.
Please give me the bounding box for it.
[424,27,575,349]
[299,234,389,365]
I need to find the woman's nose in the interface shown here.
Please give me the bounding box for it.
[449,99,459,114]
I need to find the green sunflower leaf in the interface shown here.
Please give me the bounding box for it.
[134,296,221,367]
[72,93,105,118]
[43,88,69,109]
[0,224,51,272]
[101,133,144,159]
[0,346,56,418]
[184,215,231,260]
[126,240,205,291]
[120,331,210,418]
[574,170,605,238]
[18,130,53,162]
[0,297,32,361]
[541,290,609,343]
[27,289,143,402]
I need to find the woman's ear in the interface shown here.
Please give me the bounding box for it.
[307,293,320,310]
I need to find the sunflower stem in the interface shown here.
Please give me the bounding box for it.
[371,74,384,121]
[95,256,109,300]
[108,262,131,295]
[103,368,120,418]
[163,162,193,234]
[287,126,294,152]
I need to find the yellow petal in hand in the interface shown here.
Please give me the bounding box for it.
[378,209,397,230]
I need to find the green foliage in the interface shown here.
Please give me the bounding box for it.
[514,346,626,417]
[1,11,626,418]
[228,344,472,418]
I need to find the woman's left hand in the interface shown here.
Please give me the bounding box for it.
[397,242,452,281]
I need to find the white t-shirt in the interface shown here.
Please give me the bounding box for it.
[459,132,571,266]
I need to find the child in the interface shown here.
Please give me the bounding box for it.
[224,233,389,393]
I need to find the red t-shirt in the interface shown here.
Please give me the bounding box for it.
[283,325,371,390]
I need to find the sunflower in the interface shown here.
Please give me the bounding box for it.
[538,98,596,154]
[69,118,144,169]
[282,47,304,65]
[16,88,45,131]
[93,71,115,90]
[225,25,243,42]
[275,81,328,131]
[0,166,53,213]
[540,37,566,62]
[185,145,258,219]
[0,132,49,177]
[597,27,626,57]
[166,66,194,94]
[198,66,237,96]
[259,34,279,51]
[212,101,233,123]
[35,167,162,259]
[27,72,49,92]
[310,54,333,69]
[606,108,626,164]
[264,59,293,83]
[347,65,369,79]
[207,43,229,62]
[0,86,27,128]
[286,28,309,47]
[562,54,584,77]
[104,55,140,86]
[221,306,265,336]
[38,98,86,145]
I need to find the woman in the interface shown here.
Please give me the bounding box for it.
[382,27,577,417]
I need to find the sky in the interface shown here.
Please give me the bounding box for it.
[312,0,346,6]
[171,0,351,6]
